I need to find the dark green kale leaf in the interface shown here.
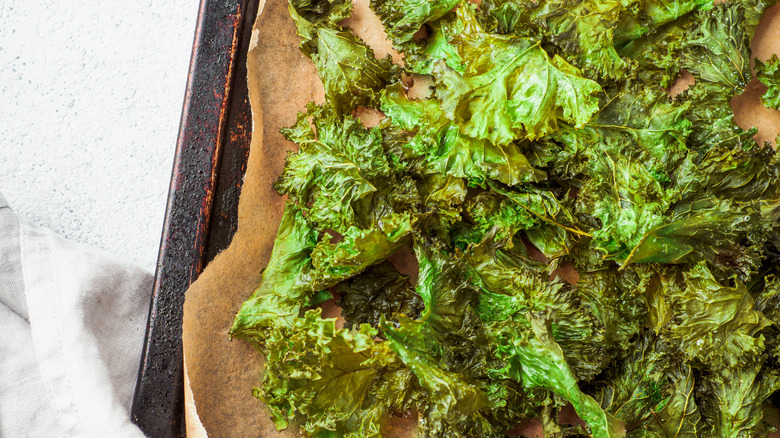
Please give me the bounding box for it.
[469,234,628,382]
[334,260,424,329]
[230,206,417,437]
[620,142,779,276]
[756,55,780,110]
[681,2,751,93]
[617,11,697,87]
[488,310,625,438]
[488,182,587,261]
[618,196,766,275]
[590,332,704,438]
[696,360,780,438]
[460,191,537,248]
[744,0,780,39]
[680,1,758,152]
[370,0,459,46]
[639,365,702,437]
[546,84,691,262]
[575,138,676,264]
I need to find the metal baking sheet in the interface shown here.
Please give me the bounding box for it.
[130,0,256,436]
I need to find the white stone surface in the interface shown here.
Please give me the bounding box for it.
[0,0,199,271]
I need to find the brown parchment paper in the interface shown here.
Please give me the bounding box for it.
[182,1,780,436]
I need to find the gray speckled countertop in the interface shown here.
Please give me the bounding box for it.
[0,0,199,271]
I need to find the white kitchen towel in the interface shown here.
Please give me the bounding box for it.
[0,193,152,437]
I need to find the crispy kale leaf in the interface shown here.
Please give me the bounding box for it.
[277,104,394,234]
[696,361,780,438]
[370,0,459,46]
[381,82,546,185]
[381,243,493,436]
[664,263,771,371]
[233,0,780,436]
[591,332,703,437]
[334,260,424,329]
[259,311,401,436]
[436,6,602,144]
[485,0,635,79]
[488,310,625,438]
[756,55,780,110]
[231,204,318,344]
[289,0,397,113]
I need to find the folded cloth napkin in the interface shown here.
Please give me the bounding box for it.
[0,193,152,437]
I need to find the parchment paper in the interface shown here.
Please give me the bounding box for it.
[182,1,780,436]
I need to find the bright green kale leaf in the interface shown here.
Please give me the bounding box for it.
[381,243,492,436]
[614,0,712,45]
[277,103,393,234]
[496,0,636,79]
[411,21,465,74]
[230,207,415,436]
[233,0,780,435]
[288,0,353,52]
[476,0,530,35]
[305,211,415,290]
[259,309,402,436]
[230,203,318,345]
[436,6,602,144]
[491,311,625,438]
[756,55,780,110]
[313,28,397,113]
[619,197,766,275]
[381,82,546,185]
[576,138,675,263]
[289,0,397,113]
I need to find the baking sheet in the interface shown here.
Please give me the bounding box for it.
[182,1,780,436]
